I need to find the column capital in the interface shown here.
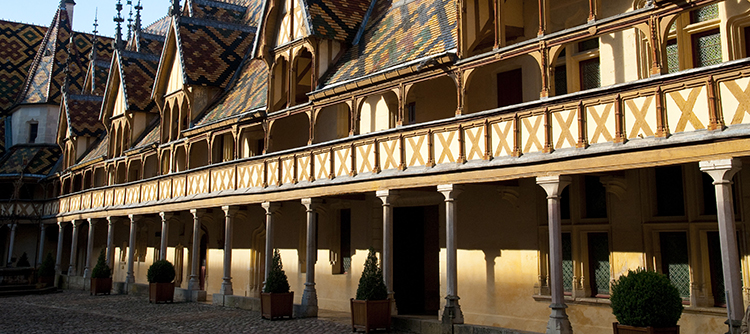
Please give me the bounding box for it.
[438,184,463,200]
[376,189,399,205]
[222,205,239,216]
[190,208,207,218]
[301,198,323,212]
[57,221,68,228]
[106,216,115,226]
[700,159,742,183]
[262,201,280,214]
[536,175,572,198]
[159,212,174,221]
[87,218,98,226]
[72,219,84,227]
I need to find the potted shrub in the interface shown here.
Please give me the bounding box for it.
[611,268,683,334]
[16,252,30,267]
[261,249,293,320]
[37,253,55,287]
[90,250,112,295]
[351,248,391,333]
[147,259,175,303]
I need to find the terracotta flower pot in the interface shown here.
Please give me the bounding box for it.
[90,277,112,295]
[613,323,680,334]
[350,298,391,333]
[149,282,174,303]
[260,292,294,320]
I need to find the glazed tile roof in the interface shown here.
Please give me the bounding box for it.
[0,145,61,176]
[188,0,248,25]
[0,20,47,113]
[0,116,6,156]
[196,59,267,126]
[133,122,160,149]
[79,136,108,164]
[322,0,457,87]
[64,94,105,137]
[119,51,160,112]
[138,32,166,56]
[144,16,172,35]
[304,0,372,43]
[176,17,256,88]
[83,60,111,95]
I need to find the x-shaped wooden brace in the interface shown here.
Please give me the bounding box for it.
[335,148,351,176]
[407,136,426,166]
[493,122,513,156]
[588,104,613,143]
[436,132,456,163]
[297,156,310,181]
[380,140,399,170]
[626,97,654,138]
[553,110,577,149]
[671,88,705,132]
[315,153,329,179]
[357,144,373,173]
[725,80,750,125]
[251,164,263,187]
[523,116,544,153]
[267,162,279,185]
[464,127,484,160]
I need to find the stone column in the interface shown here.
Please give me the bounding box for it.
[55,222,66,273]
[83,218,97,279]
[159,212,171,261]
[188,209,203,291]
[438,184,464,324]
[126,215,137,285]
[37,222,46,265]
[536,175,573,334]
[700,159,743,334]
[6,223,17,266]
[105,217,115,266]
[262,202,280,288]
[220,206,237,295]
[68,220,81,276]
[376,189,398,315]
[300,198,321,318]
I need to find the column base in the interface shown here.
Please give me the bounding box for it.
[726,318,742,334]
[388,292,398,316]
[187,276,200,291]
[82,268,90,279]
[441,295,463,325]
[546,303,573,334]
[220,279,233,295]
[297,283,318,318]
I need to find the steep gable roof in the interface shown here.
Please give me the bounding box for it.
[0,144,61,176]
[101,50,159,122]
[304,0,372,43]
[62,94,105,138]
[195,58,268,126]
[0,20,48,114]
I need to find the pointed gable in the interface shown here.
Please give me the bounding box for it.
[304,0,372,43]
[102,50,159,122]
[195,59,268,126]
[62,94,105,138]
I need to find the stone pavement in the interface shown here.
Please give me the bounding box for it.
[0,290,411,334]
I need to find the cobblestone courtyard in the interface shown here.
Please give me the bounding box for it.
[0,291,406,334]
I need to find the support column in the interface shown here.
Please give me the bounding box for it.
[55,222,66,274]
[83,218,97,279]
[6,223,17,267]
[220,206,237,295]
[438,184,464,325]
[159,212,171,261]
[105,217,114,266]
[37,222,46,265]
[300,198,321,318]
[536,175,573,334]
[188,209,203,291]
[376,189,399,315]
[700,159,743,334]
[261,202,280,289]
[68,220,81,276]
[126,215,137,286]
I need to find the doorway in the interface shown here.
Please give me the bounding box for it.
[200,234,208,290]
[394,205,440,315]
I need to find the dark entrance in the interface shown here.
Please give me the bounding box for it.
[200,234,208,290]
[394,205,440,315]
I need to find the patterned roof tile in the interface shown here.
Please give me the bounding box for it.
[189,0,248,25]
[0,20,47,113]
[133,122,160,149]
[0,145,60,176]
[65,94,105,137]
[196,59,267,125]
[79,136,108,164]
[305,0,371,43]
[144,16,172,35]
[120,51,159,112]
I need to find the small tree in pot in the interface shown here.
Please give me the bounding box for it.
[147,259,175,303]
[351,248,390,333]
[611,268,683,334]
[90,250,112,295]
[37,253,55,287]
[261,249,293,320]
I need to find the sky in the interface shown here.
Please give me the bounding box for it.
[2,0,171,37]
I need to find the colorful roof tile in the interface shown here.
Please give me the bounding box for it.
[138,32,166,56]
[83,59,111,95]
[79,136,108,164]
[133,121,160,149]
[0,145,61,176]
[188,0,248,25]
[177,17,256,88]
[144,16,172,35]
[0,20,47,113]
[322,0,457,86]
[196,59,267,126]
[64,94,105,137]
[119,51,159,112]
[304,0,371,43]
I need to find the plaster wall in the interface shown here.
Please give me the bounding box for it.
[11,105,59,145]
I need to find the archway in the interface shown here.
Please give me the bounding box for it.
[358,91,398,134]
[268,113,310,152]
[189,140,209,168]
[404,76,457,124]
[313,103,350,143]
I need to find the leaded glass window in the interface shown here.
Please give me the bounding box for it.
[691,4,719,24]
[579,58,600,91]
[562,233,573,293]
[578,38,599,53]
[660,232,690,300]
[666,39,679,73]
[554,65,567,96]
[692,29,722,68]
[588,232,610,296]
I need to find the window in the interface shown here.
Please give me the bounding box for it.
[28,123,38,143]
[331,209,352,274]
[554,64,567,96]
[583,176,607,219]
[579,58,600,91]
[562,232,573,294]
[587,232,610,297]
[692,29,722,68]
[707,231,726,306]
[655,166,685,216]
[666,39,679,73]
[407,102,416,125]
[660,232,690,301]
[665,4,723,73]
[496,68,523,108]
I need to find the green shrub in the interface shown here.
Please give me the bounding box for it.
[147,260,175,284]
[91,250,111,279]
[610,268,683,328]
[355,248,387,301]
[16,252,30,267]
[263,249,290,293]
[38,253,55,277]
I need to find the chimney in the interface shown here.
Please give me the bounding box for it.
[64,0,76,25]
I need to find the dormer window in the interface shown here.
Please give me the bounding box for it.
[28,122,38,143]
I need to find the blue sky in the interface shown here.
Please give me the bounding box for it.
[2,0,170,37]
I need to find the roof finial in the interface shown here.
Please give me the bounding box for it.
[114,0,124,50]
[134,0,142,34]
[90,9,98,62]
[127,0,133,41]
[170,0,181,17]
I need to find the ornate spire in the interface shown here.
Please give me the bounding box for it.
[89,9,99,92]
[114,0,124,50]
[127,0,133,41]
[134,0,143,52]
[170,0,181,17]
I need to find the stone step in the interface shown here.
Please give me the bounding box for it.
[392,316,543,334]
